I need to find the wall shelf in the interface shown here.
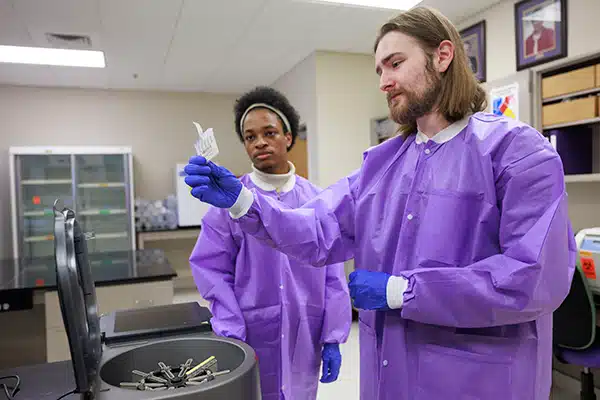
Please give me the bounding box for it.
[565,174,600,183]
[24,235,53,243]
[94,232,128,240]
[79,209,127,216]
[23,210,52,217]
[542,87,600,104]
[543,117,600,131]
[78,182,126,188]
[21,179,72,185]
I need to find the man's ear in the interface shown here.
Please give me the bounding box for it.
[436,40,455,73]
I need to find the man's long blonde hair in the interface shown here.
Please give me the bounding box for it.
[374,6,487,137]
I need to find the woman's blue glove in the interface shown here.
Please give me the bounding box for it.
[348,269,391,310]
[184,156,242,208]
[320,343,342,383]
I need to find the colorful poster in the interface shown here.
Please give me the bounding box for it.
[490,83,519,120]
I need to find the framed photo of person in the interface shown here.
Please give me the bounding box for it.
[459,21,486,83]
[298,123,307,140]
[514,0,567,71]
[371,116,398,144]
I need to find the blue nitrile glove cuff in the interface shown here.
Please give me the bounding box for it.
[348,269,393,311]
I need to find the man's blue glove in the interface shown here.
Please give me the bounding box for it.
[184,156,242,208]
[320,343,341,383]
[348,269,391,310]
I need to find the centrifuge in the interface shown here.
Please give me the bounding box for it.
[52,199,261,399]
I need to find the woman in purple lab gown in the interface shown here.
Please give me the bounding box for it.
[184,7,576,400]
[189,87,352,400]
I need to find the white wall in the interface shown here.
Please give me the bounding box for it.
[272,53,319,183]
[273,51,388,188]
[458,0,599,82]
[315,51,389,187]
[0,85,244,259]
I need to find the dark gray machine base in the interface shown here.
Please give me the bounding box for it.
[94,335,261,399]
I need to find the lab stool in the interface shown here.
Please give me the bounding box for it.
[553,262,600,400]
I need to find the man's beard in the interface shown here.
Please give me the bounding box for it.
[388,67,441,126]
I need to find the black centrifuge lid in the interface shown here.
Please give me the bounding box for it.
[53,199,102,395]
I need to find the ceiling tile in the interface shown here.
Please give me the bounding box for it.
[421,0,504,23]
[98,0,183,87]
[301,6,392,53]
[0,0,33,46]
[46,67,110,88]
[208,47,314,94]
[201,0,339,90]
[240,0,339,49]
[13,0,102,47]
[163,0,269,85]
[0,63,57,86]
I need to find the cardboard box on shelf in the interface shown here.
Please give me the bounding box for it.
[542,66,596,99]
[542,96,597,127]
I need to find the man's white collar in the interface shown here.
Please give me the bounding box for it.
[249,161,296,193]
[415,115,471,144]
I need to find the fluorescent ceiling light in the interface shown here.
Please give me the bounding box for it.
[0,45,105,68]
[309,0,422,10]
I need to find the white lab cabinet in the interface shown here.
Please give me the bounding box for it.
[175,163,210,227]
[9,146,136,259]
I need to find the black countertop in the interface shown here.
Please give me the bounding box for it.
[0,249,177,293]
[0,361,78,399]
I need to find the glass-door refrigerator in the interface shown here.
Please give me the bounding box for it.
[10,147,135,260]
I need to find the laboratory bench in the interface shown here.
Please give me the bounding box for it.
[0,360,78,399]
[136,227,201,291]
[0,249,177,368]
[136,227,201,249]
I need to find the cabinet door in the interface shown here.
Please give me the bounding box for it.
[17,154,73,259]
[75,154,131,254]
[288,138,308,179]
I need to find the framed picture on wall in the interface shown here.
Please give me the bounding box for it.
[514,0,567,71]
[459,21,486,83]
[298,123,307,140]
[372,117,398,144]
